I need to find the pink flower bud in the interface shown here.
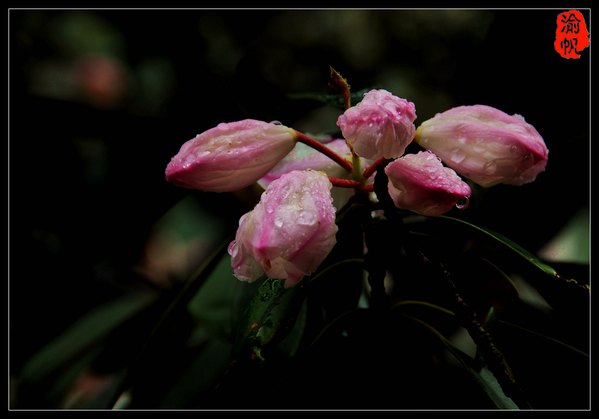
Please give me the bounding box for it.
[336,89,417,160]
[415,105,548,187]
[165,120,297,192]
[228,170,338,287]
[384,151,471,216]
[258,138,352,187]
[258,138,370,208]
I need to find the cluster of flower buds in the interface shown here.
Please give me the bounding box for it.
[165,88,548,286]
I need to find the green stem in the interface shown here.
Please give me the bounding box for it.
[350,151,364,183]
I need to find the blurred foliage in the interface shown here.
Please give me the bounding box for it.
[9,9,589,410]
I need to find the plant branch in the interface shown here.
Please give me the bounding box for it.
[295,130,353,173]
[441,264,532,409]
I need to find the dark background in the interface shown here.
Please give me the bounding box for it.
[9,8,590,383]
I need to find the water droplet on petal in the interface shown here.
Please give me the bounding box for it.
[455,196,470,210]
[510,145,519,154]
[274,216,283,228]
[270,120,283,125]
[228,241,238,257]
[297,210,316,226]
[450,147,466,164]
[484,160,497,175]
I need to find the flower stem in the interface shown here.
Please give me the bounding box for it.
[350,151,364,183]
[362,184,374,193]
[294,131,353,173]
[328,177,361,188]
[362,158,388,180]
[441,265,532,409]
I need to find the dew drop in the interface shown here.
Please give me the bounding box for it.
[297,210,316,226]
[455,196,470,210]
[274,216,283,228]
[449,148,466,164]
[228,241,238,257]
[472,144,485,153]
[270,120,283,125]
[484,160,497,175]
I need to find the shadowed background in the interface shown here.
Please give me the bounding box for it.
[9,9,589,408]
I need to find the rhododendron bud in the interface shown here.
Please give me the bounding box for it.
[384,151,471,216]
[258,139,351,185]
[165,119,297,192]
[336,89,417,160]
[228,170,338,287]
[258,138,371,208]
[415,105,548,187]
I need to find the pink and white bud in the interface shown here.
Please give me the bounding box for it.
[228,169,338,287]
[415,105,548,188]
[165,119,297,192]
[384,151,471,216]
[258,138,353,187]
[336,89,417,160]
[258,137,371,208]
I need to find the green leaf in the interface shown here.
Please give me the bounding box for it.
[19,292,156,384]
[187,252,245,339]
[435,216,558,277]
[495,319,589,358]
[328,66,351,109]
[275,299,308,359]
[233,278,302,361]
[307,258,364,286]
[403,314,519,409]
[393,299,455,317]
[476,367,520,409]
[158,338,234,408]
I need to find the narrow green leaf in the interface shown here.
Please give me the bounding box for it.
[496,319,589,358]
[307,258,364,285]
[480,257,519,294]
[437,216,558,277]
[403,314,519,409]
[19,292,156,383]
[393,299,455,317]
[477,367,520,409]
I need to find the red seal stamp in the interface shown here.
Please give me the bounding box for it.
[554,10,590,59]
